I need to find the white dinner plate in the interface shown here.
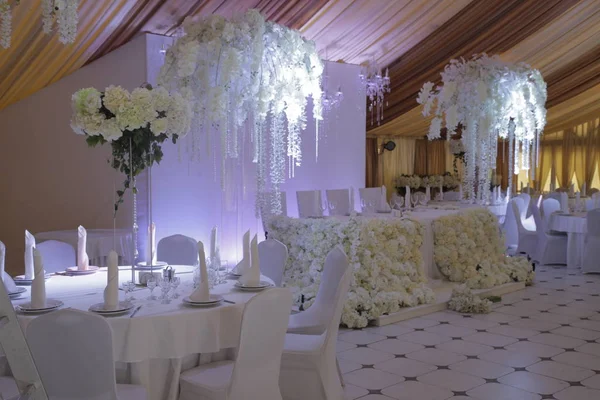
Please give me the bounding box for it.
[8,287,27,296]
[89,301,134,315]
[136,261,168,270]
[16,299,63,314]
[182,294,224,307]
[14,273,53,285]
[234,281,273,291]
[65,266,99,275]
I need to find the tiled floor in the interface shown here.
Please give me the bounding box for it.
[337,266,600,400]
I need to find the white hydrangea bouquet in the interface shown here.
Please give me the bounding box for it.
[71,84,192,210]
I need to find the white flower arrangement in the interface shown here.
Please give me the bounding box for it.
[448,284,492,314]
[396,175,422,189]
[266,215,435,328]
[449,139,464,155]
[417,54,547,203]
[396,174,458,190]
[433,208,534,288]
[0,0,10,49]
[158,10,323,214]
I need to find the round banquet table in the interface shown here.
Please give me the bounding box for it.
[9,266,260,400]
[35,229,133,267]
[548,212,587,269]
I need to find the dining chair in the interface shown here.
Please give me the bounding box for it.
[325,189,351,216]
[35,240,76,273]
[390,193,404,209]
[542,198,561,230]
[296,190,323,218]
[502,197,523,250]
[258,239,288,287]
[179,288,293,400]
[512,201,537,258]
[279,247,352,400]
[0,281,48,400]
[582,209,600,274]
[531,202,567,265]
[157,234,198,265]
[26,309,146,400]
[358,187,387,212]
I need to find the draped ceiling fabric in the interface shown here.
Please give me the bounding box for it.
[0,0,599,137]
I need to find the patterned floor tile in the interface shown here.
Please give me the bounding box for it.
[450,358,514,379]
[406,347,467,366]
[381,381,453,400]
[554,386,600,400]
[467,382,541,400]
[338,347,395,365]
[462,332,519,347]
[374,357,437,378]
[479,349,541,368]
[397,331,452,346]
[343,383,369,400]
[343,368,404,390]
[526,360,595,383]
[435,339,493,356]
[368,339,424,355]
[498,371,570,395]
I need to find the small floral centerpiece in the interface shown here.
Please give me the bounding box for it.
[396,175,422,190]
[71,84,192,210]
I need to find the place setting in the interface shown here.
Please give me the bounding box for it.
[182,241,224,307]
[15,249,63,314]
[63,226,99,276]
[89,251,134,316]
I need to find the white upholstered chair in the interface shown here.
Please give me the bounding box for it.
[26,309,146,399]
[325,189,351,216]
[279,247,352,400]
[258,239,288,287]
[503,197,523,249]
[519,193,531,219]
[35,240,75,273]
[513,201,537,258]
[531,202,567,265]
[157,234,198,265]
[359,187,388,212]
[542,198,561,229]
[179,288,293,400]
[582,209,600,274]
[296,190,323,218]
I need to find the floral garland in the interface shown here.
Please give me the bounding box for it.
[266,216,435,328]
[433,208,534,288]
[71,84,192,210]
[0,0,11,49]
[448,285,492,314]
[396,173,459,191]
[158,10,323,215]
[417,54,547,203]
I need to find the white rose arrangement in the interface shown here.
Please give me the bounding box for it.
[433,208,534,288]
[266,215,435,328]
[448,284,492,314]
[71,84,192,210]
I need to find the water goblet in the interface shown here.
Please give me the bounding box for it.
[127,280,137,300]
[171,277,181,299]
[328,201,337,216]
[360,199,367,213]
[159,278,171,304]
[147,277,157,300]
[121,282,131,302]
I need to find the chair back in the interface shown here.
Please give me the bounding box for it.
[157,234,197,265]
[229,288,292,399]
[516,193,530,219]
[511,201,528,236]
[502,197,523,247]
[296,190,323,218]
[586,199,596,211]
[312,247,351,316]
[35,240,75,273]
[590,188,599,195]
[531,202,546,240]
[593,192,600,208]
[26,309,118,400]
[325,189,351,216]
[536,194,543,211]
[258,239,288,287]
[587,209,600,237]
[359,187,385,211]
[542,198,561,228]
[560,192,569,213]
[0,282,48,399]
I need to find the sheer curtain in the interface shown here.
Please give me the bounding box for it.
[414,139,447,175]
[378,137,416,197]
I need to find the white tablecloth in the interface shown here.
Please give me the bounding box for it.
[548,212,587,269]
[35,229,133,266]
[10,266,258,400]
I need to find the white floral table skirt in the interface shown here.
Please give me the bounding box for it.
[9,267,257,400]
[548,212,587,269]
[35,229,133,266]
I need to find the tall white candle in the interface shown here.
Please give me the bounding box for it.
[104,250,119,310]
[210,226,217,261]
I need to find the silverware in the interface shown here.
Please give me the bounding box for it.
[223,299,235,304]
[129,305,142,318]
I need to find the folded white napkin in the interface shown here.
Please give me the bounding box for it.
[102,250,119,310]
[190,241,210,302]
[24,230,36,280]
[146,222,156,265]
[234,230,250,274]
[239,235,260,286]
[210,226,218,262]
[425,186,431,202]
[31,249,46,309]
[77,225,90,271]
[405,186,411,208]
[0,241,18,293]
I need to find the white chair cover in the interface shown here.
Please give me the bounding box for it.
[531,201,567,265]
[582,209,600,274]
[542,198,561,230]
[325,189,351,216]
[560,192,569,213]
[358,187,386,211]
[258,239,288,287]
[519,193,531,218]
[443,191,461,201]
[503,197,523,249]
[35,240,75,273]
[0,282,47,400]
[296,190,323,218]
[179,288,292,400]
[156,234,198,266]
[26,309,146,400]
[512,201,537,258]
[280,247,351,400]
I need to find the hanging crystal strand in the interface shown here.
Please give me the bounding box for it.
[270,112,285,215]
[315,118,320,163]
[508,123,515,199]
[128,137,138,283]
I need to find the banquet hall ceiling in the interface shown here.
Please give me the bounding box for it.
[0,0,598,136]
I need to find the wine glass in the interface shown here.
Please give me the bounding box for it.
[171,276,181,299]
[127,280,137,300]
[159,278,171,304]
[328,201,337,216]
[121,282,131,302]
[147,277,157,300]
[412,194,419,208]
[360,198,367,213]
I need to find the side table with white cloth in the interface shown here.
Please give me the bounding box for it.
[6,266,262,400]
[548,212,587,269]
[35,229,132,267]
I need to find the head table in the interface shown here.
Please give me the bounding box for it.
[7,266,261,400]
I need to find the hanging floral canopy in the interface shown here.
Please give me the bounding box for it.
[417,54,547,203]
[158,9,323,215]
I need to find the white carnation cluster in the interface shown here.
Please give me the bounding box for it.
[71,85,192,141]
[417,54,547,203]
[448,285,492,314]
[433,208,534,289]
[396,175,422,189]
[266,215,435,328]
[396,174,459,190]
